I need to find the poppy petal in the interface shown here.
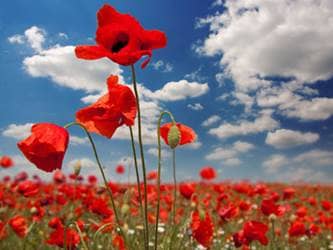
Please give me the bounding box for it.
[75,45,107,60]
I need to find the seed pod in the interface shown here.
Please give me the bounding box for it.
[167,124,181,149]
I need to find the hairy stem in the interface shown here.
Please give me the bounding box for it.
[130,64,149,250]
[64,122,128,246]
[154,111,176,250]
[129,126,146,247]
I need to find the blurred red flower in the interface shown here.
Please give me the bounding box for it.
[17,123,69,172]
[200,166,217,180]
[288,221,306,237]
[234,221,269,247]
[17,180,39,197]
[191,210,214,248]
[46,226,80,249]
[76,75,137,138]
[9,215,27,238]
[260,198,285,217]
[75,4,167,68]
[116,165,125,174]
[179,182,195,199]
[147,171,158,181]
[0,155,14,168]
[160,123,196,147]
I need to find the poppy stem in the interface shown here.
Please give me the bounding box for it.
[154,111,176,250]
[172,148,177,225]
[129,126,146,247]
[130,64,149,250]
[64,122,128,247]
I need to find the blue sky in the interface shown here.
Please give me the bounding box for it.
[1,0,333,183]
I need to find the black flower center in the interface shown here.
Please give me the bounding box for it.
[111,33,129,53]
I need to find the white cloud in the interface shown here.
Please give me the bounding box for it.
[224,157,241,166]
[205,140,254,163]
[182,141,202,149]
[281,97,333,121]
[232,140,254,152]
[24,26,46,52]
[68,158,97,169]
[23,45,123,93]
[187,103,204,111]
[145,79,209,101]
[197,0,333,92]
[266,129,319,149]
[151,60,173,72]
[262,154,288,174]
[279,167,329,183]
[2,123,33,140]
[294,150,333,166]
[202,115,221,127]
[209,110,279,139]
[70,135,89,146]
[8,34,25,44]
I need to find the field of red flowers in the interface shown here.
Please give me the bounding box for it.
[0,165,333,249]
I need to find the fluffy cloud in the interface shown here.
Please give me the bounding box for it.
[202,115,221,127]
[197,0,333,91]
[24,26,46,52]
[70,135,89,146]
[209,110,279,139]
[2,123,33,140]
[205,140,254,166]
[146,79,209,101]
[294,150,333,166]
[262,154,288,174]
[266,129,319,149]
[187,103,204,111]
[24,45,122,93]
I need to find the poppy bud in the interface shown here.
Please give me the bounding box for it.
[167,124,180,149]
[73,160,81,176]
[121,204,130,215]
[199,209,206,221]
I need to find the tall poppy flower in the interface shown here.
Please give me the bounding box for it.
[76,75,137,138]
[75,4,167,68]
[0,155,14,168]
[200,166,217,180]
[17,123,69,172]
[160,123,196,147]
[116,165,125,174]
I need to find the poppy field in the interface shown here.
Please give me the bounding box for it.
[0,167,333,250]
[1,3,333,250]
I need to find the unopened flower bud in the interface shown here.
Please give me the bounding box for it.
[73,160,81,176]
[167,124,180,149]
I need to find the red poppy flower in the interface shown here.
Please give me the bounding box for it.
[199,166,217,180]
[9,215,28,238]
[46,226,80,249]
[288,221,306,237]
[0,155,14,168]
[179,182,195,199]
[17,180,39,197]
[219,204,239,221]
[260,198,285,217]
[190,210,214,248]
[17,123,69,172]
[76,75,137,138]
[75,4,167,68]
[243,221,269,246]
[53,170,66,184]
[116,165,125,174]
[147,170,158,181]
[160,123,196,147]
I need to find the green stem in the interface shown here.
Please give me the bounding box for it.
[129,126,146,247]
[154,111,176,250]
[64,122,128,246]
[130,64,149,250]
[172,148,177,225]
